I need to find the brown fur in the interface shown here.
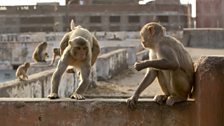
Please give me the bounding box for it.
[32,41,48,62]
[50,48,60,66]
[16,62,30,81]
[48,20,100,99]
[127,22,194,109]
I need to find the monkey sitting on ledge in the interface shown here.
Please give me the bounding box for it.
[48,20,100,100]
[16,62,30,81]
[32,41,49,63]
[127,22,194,109]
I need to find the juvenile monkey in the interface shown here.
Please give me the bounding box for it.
[127,22,194,109]
[16,62,30,81]
[32,41,49,62]
[50,48,60,66]
[48,20,100,99]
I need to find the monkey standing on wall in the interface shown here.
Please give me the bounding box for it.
[50,48,60,66]
[32,41,49,62]
[48,20,100,99]
[16,62,30,81]
[127,22,194,109]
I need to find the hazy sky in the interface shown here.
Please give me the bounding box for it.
[0,0,196,17]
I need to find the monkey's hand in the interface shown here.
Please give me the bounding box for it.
[154,95,168,105]
[134,61,146,71]
[126,95,139,110]
[70,92,85,100]
[48,93,59,99]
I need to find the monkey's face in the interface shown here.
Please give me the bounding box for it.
[140,29,153,48]
[45,53,49,58]
[69,37,89,61]
[71,46,88,61]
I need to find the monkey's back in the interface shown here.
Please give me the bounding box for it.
[69,27,93,47]
[164,36,194,83]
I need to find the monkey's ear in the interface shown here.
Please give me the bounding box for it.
[147,26,155,36]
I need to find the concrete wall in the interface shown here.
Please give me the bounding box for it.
[182,28,224,48]
[194,56,224,126]
[0,69,75,98]
[0,56,224,126]
[0,98,194,126]
[96,49,128,80]
[28,60,54,75]
[100,46,137,65]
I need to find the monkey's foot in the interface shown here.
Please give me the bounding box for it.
[70,93,85,100]
[47,93,59,99]
[126,95,138,110]
[166,96,186,106]
[66,68,75,73]
[154,95,168,105]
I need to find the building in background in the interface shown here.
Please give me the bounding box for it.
[0,0,192,33]
[196,0,224,28]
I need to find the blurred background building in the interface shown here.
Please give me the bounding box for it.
[196,0,224,28]
[0,0,192,33]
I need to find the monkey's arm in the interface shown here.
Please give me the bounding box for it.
[134,69,157,96]
[49,59,68,95]
[19,69,27,78]
[75,64,91,94]
[50,54,57,65]
[91,36,100,66]
[134,46,179,71]
[127,69,157,109]
[59,32,70,55]
[70,63,91,100]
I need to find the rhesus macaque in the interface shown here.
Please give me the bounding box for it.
[50,48,60,66]
[16,62,30,81]
[48,20,100,99]
[127,22,194,109]
[32,41,49,62]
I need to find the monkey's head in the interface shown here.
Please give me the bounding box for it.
[44,52,49,58]
[53,48,60,56]
[24,62,30,68]
[140,22,166,48]
[40,42,48,49]
[69,36,89,61]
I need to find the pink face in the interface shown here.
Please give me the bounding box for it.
[71,46,88,61]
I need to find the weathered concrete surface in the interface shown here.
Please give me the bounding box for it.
[96,49,128,80]
[0,69,75,98]
[0,98,195,126]
[194,56,224,126]
[183,28,224,48]
[100,46,138,65]
[27,60,54,75]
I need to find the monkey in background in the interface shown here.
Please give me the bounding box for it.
[16,62,30,81]
[127,22,194,109]
[48,20,100,100]
[32,41,49,62]
[50,48,61,66]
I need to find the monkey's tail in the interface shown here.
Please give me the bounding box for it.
[70,19,75,30]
